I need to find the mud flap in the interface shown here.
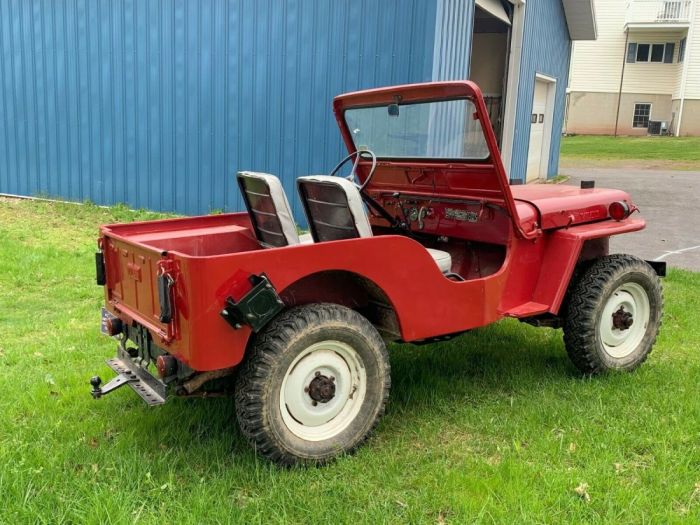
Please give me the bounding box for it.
[645,260,667,277]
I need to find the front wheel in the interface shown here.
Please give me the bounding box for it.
[563,255,663,374]
[234,303,390,466]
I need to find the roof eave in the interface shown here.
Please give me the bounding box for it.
[562,0,598,41]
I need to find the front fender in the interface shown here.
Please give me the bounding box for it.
[531,219,645,314]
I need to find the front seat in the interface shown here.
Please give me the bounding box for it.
[237,171,312,247]
[296,175,452,274]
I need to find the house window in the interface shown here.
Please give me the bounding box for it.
[636,43,650,62]
[679,37,686,63]
[628,42,675,63]
[650,44,665,62]
[633,103,652,128]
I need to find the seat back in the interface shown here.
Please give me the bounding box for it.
[237,171,300,247]
[297,176,372,242]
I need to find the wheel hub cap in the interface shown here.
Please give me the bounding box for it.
[611,306,634,331]
[599,282,650,359]
[307,373,336,404]
[280,341,367,441]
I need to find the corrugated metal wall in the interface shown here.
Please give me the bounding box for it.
[0,0,436,218]
[0,0,576,215]
[431,0,474,81]
[509,0,572,182]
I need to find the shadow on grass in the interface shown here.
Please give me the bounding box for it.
[121,320,580,465]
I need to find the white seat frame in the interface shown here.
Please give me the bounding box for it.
[237,171,312,247]
[297,175,452,273]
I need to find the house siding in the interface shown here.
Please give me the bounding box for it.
[569,0,627,93]
[568,0,700,136]
[0,0,436,218]
[624,33,683,95]
[510,0,572,182]
[685,3,700,98]
[570,4,684,97]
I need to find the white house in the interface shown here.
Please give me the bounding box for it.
[567,0,699,136]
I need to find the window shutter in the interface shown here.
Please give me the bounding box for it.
[627,43,637,63]
[664,43,675,63]
[679,38,686,63]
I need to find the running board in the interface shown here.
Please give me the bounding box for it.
[506,302,550,317]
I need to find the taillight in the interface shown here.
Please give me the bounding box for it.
[156,355,178,378]
[105,316,123,336]
[609,201,631,221]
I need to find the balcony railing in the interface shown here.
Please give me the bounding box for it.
[625,0,693,27]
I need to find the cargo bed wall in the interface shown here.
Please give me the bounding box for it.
[103,237,169,336]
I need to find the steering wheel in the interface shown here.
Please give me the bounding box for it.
[328,149,377,191]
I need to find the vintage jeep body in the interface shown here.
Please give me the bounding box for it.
[91,81,664,465]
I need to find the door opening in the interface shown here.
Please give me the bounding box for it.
[526,74,556,182]
[469,2,512,145]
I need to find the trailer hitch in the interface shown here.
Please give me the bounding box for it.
[90,373,137,399]
[89,347,167,405]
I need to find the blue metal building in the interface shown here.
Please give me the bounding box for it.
[0,0,595,220]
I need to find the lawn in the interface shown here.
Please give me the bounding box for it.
[560,135,700,167]
[1,197,699,524]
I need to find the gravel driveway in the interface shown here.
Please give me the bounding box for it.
[560,167,700,271]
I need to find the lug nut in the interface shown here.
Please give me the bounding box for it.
[312,400,318,406]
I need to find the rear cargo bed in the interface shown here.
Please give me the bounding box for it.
[99,212,260,349]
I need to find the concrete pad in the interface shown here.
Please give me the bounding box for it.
[560,168,700,272]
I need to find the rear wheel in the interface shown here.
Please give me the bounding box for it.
[234,303,390,466]
[563,255,663,374]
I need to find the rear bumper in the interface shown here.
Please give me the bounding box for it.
[91,347,167,406]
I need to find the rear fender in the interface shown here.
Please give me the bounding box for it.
[531,219,645,314]
[279,270,401,342]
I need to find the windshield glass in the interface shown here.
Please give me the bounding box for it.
[344,98,490,160]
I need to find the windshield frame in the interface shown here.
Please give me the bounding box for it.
[331,81,540,240]
[341,96,493,163]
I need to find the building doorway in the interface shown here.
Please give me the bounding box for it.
[469,0,512,144]
[526,75,557,182]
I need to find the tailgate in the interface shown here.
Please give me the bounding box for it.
[101,234,172,340]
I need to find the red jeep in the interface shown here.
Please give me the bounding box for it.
[91,81,663,465]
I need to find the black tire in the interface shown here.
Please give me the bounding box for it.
[563,254,663,374]
[234,303,390,466]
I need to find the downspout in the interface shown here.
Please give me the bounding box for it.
[614,29,629,137]
[676,0,697,136]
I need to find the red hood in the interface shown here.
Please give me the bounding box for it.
[511,184,634,230]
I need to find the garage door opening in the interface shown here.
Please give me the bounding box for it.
[469,0,512,144]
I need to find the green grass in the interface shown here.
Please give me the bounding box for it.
[1,197,699,524]
[561,135,700,165]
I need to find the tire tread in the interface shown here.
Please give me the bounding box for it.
[562,254,663,374]
[234,303,390,466]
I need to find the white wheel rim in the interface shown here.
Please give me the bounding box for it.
[280,340,367,442]
[599,282,650,359]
